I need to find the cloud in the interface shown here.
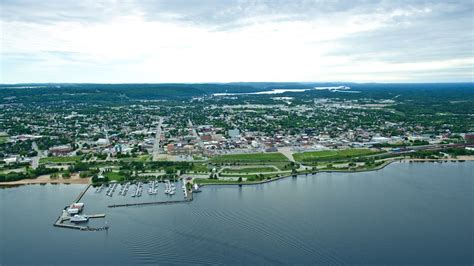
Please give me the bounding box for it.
[1,0,473,83]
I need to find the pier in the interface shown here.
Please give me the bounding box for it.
[53,184,108,232]
[186,188,193,201]
[53,223,110,231]
[108,198,191,208]
[74,184,91,203]
[53,211,109,231]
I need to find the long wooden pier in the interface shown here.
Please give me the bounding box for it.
[108,199,191,208]
[53,223,109,231]
[74,184,91,203]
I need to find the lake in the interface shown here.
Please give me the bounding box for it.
[0,162,472,265]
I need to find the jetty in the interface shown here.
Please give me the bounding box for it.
[53,210,109,231]
[108,198,191,208]
[54,184,108,232]
[53,223,110,231]
[74,184,91,203]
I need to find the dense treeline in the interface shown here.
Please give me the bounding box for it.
[409,148,474,159]
[0,166,59,182]
[1,83,472,105]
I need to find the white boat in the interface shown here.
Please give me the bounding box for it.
[169,190,175,195]
[67,208,79,215]
[70,215,89,223]
[193,183,202,193]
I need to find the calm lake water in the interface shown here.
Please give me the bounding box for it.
[1,162,472,265]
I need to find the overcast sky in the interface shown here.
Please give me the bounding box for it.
[1,0,473,83]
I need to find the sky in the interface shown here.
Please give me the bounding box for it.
[1,0,473,83]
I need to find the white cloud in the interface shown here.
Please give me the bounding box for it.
[1,0,473,83]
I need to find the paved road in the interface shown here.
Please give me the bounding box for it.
[188,119,203,147]
[152,117,164,161]
[31,141,42,169]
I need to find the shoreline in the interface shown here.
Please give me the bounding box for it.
[1,157,472,187]
[199,160,396,186]
[0,174,91,186]
[198,158,472,187]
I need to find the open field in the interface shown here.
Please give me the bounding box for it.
[194,179,245,185]
[293,149,384,163]
[211,152,289,163]
[104,171,125,181]
[120,155,151,162]
[0,136,8,144]
[222,167,277,173]
[40,156,82,164]
[191,163,209,173]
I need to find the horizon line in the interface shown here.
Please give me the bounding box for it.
[1,81,473,86]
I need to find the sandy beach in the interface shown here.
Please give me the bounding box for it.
[0,173,91,186]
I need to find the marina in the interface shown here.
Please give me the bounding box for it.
[53,184,109,231]
[94,179,184,199]
[53,178,193,232]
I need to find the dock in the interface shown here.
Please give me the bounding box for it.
[54,196,108,232]
[53,223,110,231]
[74,184,91,203]
[108,199,191,208]
[186,188,193,201]
[53,212,108,231]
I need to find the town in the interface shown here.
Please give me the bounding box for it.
[1,83,473,185]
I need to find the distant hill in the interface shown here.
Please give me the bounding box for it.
[0,82,472,104]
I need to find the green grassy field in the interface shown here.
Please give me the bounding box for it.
[194,179,243,185]
[211,152,289,163]
[0,136,8,144]
[137,155,151,162]
[222,167,277,173]
[40,156,82,164]
[195,172,283,184]
[104,171,125,181]
[191,163,209,173]
[293,149,384,163]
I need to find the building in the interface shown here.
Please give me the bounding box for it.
[228,129,240,140]
[3,157,18,164]
[465,133,474,143]
[49,145,73,156]
[96,138,109,146]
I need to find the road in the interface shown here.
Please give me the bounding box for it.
[31,141,42,169]
[188,119,203,147]
[152,117,164,161]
